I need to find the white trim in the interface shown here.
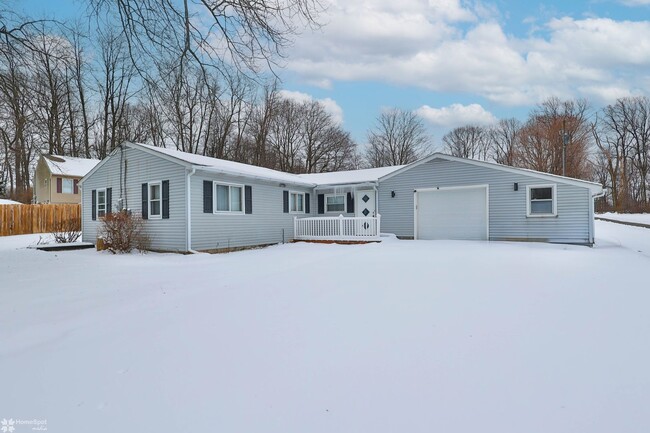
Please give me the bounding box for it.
[379,153,603,195]
[148,181,163,219]
[213,181,245,214]
[588,192,594,245]
[186,167,196,252]
[96,187,107,218]
[526,184,557,218]
[289,191,306,214]
[413,184,490,241]
[324,193,346,213]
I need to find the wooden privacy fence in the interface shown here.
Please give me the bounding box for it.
[0,204,81,236]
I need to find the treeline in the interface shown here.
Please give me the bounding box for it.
[441,97,650,212]
[0,24,362,201]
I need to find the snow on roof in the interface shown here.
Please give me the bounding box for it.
[135,143,315,186]
[44,154,100,177]
[138,143,405,187]
[297,165,405,186]
[0,198,22,205]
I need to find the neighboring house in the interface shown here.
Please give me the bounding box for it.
[34,154,100,204]
[80,141,604,252]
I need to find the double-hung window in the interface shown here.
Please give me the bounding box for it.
[62,178,74,194]
[215,183,243,213]
[97,188,107,218]
[527,185,556,217]
[325,194,345,213]
[289,192,304,213]
[149,182,162,219]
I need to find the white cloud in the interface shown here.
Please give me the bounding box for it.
[277,90,344,125]
[286,1,650,106]
[620,0,650,5]
[416,103,497,127]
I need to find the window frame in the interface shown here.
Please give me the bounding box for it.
[526,184,557,217]
[148,181,162,220]
[213,181,245,214]
[97,188,107,218]
[289,191,305,214]
[325,194,346,214]
[62,178,74,194]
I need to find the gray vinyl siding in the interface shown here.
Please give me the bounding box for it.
[81,147,188,251]
[312,187,352,217]
[378,158,593,244]
[190,171,313,250]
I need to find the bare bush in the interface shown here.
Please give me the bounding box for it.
[51,217,81,243]
[98,211,150,253]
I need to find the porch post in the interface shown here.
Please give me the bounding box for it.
[377,214,381,238]
[294,216,297,240]
[339,214,344,237]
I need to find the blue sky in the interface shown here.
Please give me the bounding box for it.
[19,0,650,146]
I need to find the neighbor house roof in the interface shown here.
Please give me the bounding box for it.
[298,165,405,186]
[43,154,100,177]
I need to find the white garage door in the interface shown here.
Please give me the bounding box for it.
[416,186,488,240]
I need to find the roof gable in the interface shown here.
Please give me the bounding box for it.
[378,153,604,195]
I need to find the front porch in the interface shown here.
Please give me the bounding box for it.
[294,215,381,241]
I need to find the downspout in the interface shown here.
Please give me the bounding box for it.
[590,190,605,246]
[186,166,198,253]
[80,185,84,241]
[373,184,379,218]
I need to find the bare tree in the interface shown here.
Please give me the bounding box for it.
[365,109,431,167]
[268,98,304,172]
[488,118,521,166]
[625,96,650,204]
[93,29,137,158]
[87,0,323,80]
[442,125,490,160]
[516,97,592,179]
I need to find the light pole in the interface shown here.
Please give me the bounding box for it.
[561,119,570,177]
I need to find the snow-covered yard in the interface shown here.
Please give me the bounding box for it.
[598,212,650,225]
[1,221,650,433]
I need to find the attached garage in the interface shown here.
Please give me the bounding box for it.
[415,185,488,241]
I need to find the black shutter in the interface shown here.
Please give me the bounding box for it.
[317,194,324,214]
[245,185,252,214]
[283,190,289,213]
[162,180,169,219]
[91,189,96,220]
[141,183,148,219]
[346,192,354,214]
[305,193,310,214]
[106,188,112,214]
[203,181,213,213]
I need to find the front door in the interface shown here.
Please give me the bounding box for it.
[355,190,376,218]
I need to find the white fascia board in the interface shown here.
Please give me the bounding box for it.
[314,181,378,190]
[194,166,316,188]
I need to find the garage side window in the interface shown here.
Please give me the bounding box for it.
[527,185,556,217]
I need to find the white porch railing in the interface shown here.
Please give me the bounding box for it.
[294,215,381,241]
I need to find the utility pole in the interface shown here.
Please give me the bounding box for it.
[561,118,570,177]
